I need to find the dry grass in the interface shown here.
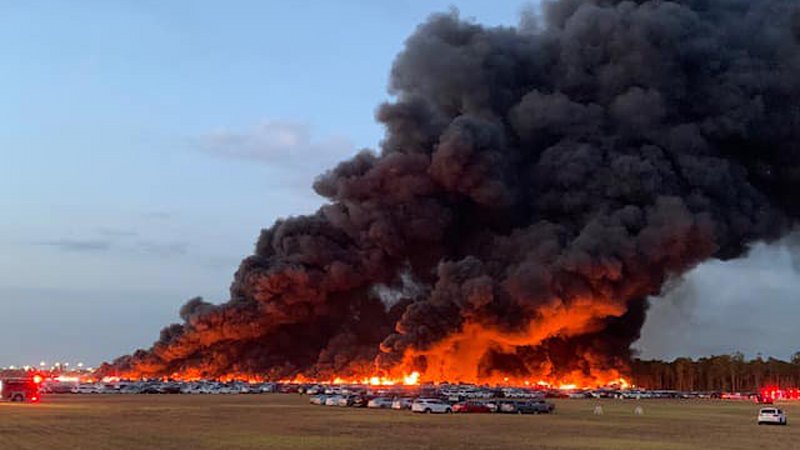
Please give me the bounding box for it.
[0,394,797,449]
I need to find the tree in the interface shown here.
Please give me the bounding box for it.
[631,353,800,391]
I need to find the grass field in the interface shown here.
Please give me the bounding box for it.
[0,394,797,450]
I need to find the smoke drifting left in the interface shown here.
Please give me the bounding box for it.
[105,0,800,385]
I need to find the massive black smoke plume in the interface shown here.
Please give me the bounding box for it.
[108,0,800,382]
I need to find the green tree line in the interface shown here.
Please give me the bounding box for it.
[631,352,800,391]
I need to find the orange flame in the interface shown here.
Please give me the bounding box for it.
[109,298,632,389]
[382,300,629,389]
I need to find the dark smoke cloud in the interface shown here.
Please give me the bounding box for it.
[106,0,800,381]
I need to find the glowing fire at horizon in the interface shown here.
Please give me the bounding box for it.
[24,366,631,391]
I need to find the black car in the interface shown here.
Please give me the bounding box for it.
[529,399,555,413]
[349,395,369,407]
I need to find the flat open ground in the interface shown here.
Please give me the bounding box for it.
[0,394,797,450]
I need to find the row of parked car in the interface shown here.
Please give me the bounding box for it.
[302,383,552,403]
[43,380,279,395]
[308,392,555,414]
[46,378,762,404]
[301,384,724,402]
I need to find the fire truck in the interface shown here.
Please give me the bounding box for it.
[0,374,43,402]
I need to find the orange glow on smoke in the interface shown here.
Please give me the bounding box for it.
[112,297,632,389]
[380,298,628,388]
[292,371,421,387]
[278,372,627,390]
[112,367,628,390]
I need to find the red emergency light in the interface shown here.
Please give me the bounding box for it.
[759,386,800,401]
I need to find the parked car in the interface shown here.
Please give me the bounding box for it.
[411,398,452,414]
[367,397,394,409]
[309,394,329,405]
[391,398,414,410]
[350,395,369,408]
[757,396,774,405]
[305,386,321,395]
[758,408,787,425]
[325,395,344,406]
[119,384,141,394]
[278,384,300,393]
[337,394,362,407]
[530,399,555,414]
[498,400,552,414]
[258,383,277,393]
[75,384,101,394]
[453,401,491,413]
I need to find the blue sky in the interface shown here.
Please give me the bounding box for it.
[1,1,798,367]
[0,1,535,366]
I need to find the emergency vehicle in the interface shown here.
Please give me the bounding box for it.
[0,374,43,402]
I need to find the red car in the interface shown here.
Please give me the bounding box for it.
[453,400,491,413]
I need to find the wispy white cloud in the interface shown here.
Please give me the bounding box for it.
[197,120,353,170]
[33,236,188,258]
[136,240,188,257]
[36,239,112,252]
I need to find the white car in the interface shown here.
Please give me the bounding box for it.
[325,395,344,406]
[308,394,325,405]
[758,408,787,425]
[367,397,394,409]
[391,398,414,410]
[75,384,101,394]
[337,395,358,407]
[305,386,321,395]
[411,398,452,414]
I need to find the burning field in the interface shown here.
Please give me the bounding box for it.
[104,0,800,387]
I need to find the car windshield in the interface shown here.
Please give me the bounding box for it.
[761,409,776,414]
